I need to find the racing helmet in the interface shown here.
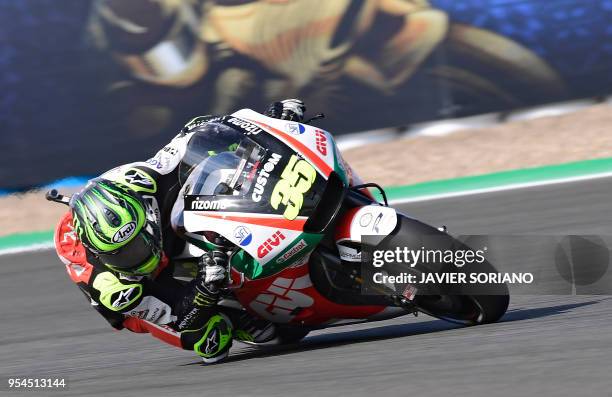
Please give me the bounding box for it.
[89,0,208,87]
[70,179,162,275]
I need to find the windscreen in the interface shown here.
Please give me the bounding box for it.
[179,122,258,187]
[180,123,265,198]
[180,120,329,219]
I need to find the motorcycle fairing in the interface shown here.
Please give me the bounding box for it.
[233,256,387,325]
[181,110,348,277]
[232,109,345,183]
[335,205,399,262]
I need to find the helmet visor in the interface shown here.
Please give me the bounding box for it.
[99,227,160,275]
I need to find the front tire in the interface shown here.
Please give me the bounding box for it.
[275,326,310,344]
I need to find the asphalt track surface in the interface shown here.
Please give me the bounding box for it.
[2,177,612,397]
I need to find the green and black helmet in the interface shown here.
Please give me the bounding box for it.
[70,178,162,275]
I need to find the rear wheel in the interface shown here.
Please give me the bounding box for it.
[380,214,510,325]
[415,293,509,325]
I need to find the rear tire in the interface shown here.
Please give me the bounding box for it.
[381,214,510,325]
[415,293,509,325]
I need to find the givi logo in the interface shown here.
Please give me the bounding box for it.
[315,130,327,156]
[257,230,286,258]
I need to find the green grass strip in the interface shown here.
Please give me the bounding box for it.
[3,157,612,252]
[379,157,612,201]
[0,230,54,251]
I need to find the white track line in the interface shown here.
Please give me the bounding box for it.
[389,171,612,205]
[3,170,612,257]
[0,242,55,257]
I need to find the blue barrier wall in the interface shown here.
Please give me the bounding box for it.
[1,0,611,189]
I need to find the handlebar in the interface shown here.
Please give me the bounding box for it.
[45,189,71,206]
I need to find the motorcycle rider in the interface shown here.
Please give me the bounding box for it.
[54,99,307,364]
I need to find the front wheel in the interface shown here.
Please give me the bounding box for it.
[275,326,310,344]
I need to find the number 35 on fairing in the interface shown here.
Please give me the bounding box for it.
[271,155,316,220]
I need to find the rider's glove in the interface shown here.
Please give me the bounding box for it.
[265,99,306,122]
[197,250,228,293]
[175,251,229,331]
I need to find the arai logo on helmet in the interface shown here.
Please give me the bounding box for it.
[112,222,137,243]
[285,122,305,135]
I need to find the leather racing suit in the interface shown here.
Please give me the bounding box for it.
[53,108,308,362]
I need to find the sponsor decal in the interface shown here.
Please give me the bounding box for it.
[144,197,161,226]
[129,309,150,319]
[359,212,373,227]
[61,224,77,243]
[186,196,228,211]
[145,150,175,172]
[178,306,201,329]
[257,230,286,258]
[184,120,205,132]
[226,117,263,135]
[372,212,384,233]
[285,122,306,135]
[271,155,317,220]
[246,160,260,182]
[186,121,207,132]
[123,168,157,193]
[339,245,361,262]
[205,329,219,354]
[402,284,418,301]
[315,130,327,156]
[276,239,307,264]
[249,274,314,322]
[234,226,253,247]
[355,207,398,239]
[112,221,137,243]
[182,116,226,134]
[66,262,93,284]
[111,287,137,308]
[162,146,178,156]
[126,296,173,323]
[119,274,142,282]
[145,157,164,170]
[252,153,282,202]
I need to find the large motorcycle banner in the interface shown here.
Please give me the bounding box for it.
[1,0,611,189]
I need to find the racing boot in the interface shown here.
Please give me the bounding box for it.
[181,313,233,364]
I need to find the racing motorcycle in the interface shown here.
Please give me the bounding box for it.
[46,109,508,344]
[168,109,510,344]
